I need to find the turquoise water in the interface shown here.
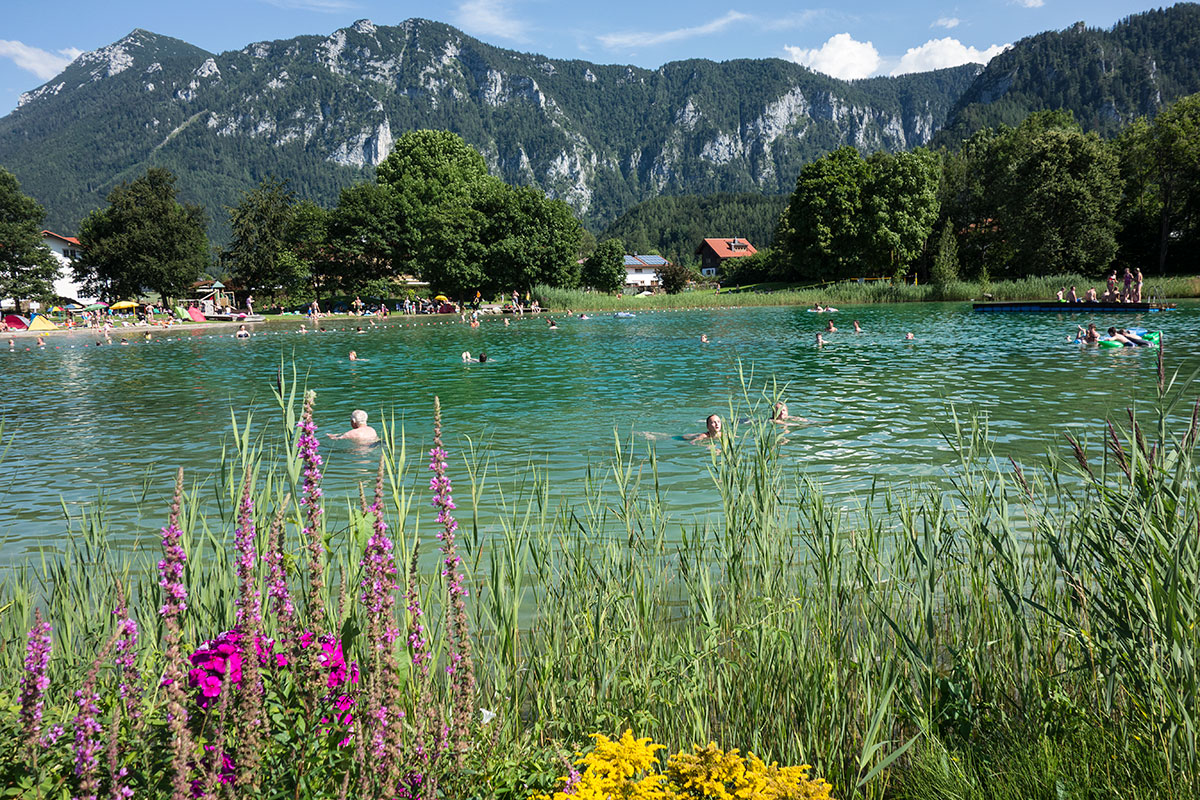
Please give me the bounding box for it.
[1,302,1196,562]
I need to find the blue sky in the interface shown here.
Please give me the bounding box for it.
[0,0,1163,113]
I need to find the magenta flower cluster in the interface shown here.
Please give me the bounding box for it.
[187,629,357,721]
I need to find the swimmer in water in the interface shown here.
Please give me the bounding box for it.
[36,337,45,347]
[299,324,308,333]
[1075,323,1099,344]
[771,402,807,425]
[684,414,723,445]
[462,351,478,363]
[905,332,914,340]
[826,320,837,333]
[236,325,250,339]
[349,350,363,361]
[853,320,862,333]
[701,334,709,343]
[503,319,510,326]
[816,333,825,347]
[547,319,558,329]
[327,409,379,444]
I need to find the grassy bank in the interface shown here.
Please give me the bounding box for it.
[534,273,1200,311]
[2,362,1199,798]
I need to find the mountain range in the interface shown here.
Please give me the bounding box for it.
[2,4,1198,243]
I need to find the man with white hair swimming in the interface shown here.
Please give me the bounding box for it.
[328,410,379,444]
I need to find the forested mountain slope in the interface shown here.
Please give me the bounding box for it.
[3,4,1200,245]
[935,3,1200,146]
[0,21,975,240]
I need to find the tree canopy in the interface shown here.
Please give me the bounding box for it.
[76,168,209,303]
[582,239,626,293]
[226,177,306,301]
[0,167,59,306]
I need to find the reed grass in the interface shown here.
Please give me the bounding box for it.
[534,273,1200,311]
[2,359,1199,799]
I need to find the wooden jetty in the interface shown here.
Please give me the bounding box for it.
[972,301,1176,313]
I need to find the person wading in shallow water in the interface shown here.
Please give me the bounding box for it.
[328,410,379,444]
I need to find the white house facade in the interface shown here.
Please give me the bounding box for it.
[41,230,97,304]
[623,254,670,288]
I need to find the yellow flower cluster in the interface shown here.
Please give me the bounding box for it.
[533,731,835,800]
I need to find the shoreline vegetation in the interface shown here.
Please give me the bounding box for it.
[3,362,1199,798]
[13,272,1197,340]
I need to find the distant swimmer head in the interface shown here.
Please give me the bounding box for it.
[351,409,368,428]
[479,353,488,363]
[905,332,914,340]
[772,402,789,420]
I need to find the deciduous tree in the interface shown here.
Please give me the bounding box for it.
[582,239,626,293]
[76,168,209,303]
[0,167,59,306]
[226,177,304,301]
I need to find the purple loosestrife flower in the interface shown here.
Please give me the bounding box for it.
[298,390,327,628]
[406,545,430,675]
[234,471,262,627]
[263,499,295,644]
[20,609,52,759]
[74,635,116,800]
[430,397,476,767]
[159,470,194,800]
[359,456,405,779]
[232,472,267,791]
[113,588,141,729]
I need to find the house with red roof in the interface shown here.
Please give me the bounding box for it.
[41,230,96,304]
[695,237,757,277]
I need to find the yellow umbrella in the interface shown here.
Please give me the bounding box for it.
[110,300,138,310]
[434,295,449,302]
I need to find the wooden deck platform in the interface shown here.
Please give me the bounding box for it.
[972,301,1176,313]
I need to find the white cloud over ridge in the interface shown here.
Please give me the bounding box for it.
[0,40,80,80]
[599,10,751,49]
[784,33,879,80]
[891,37,1009,75]
[454,0,529,42]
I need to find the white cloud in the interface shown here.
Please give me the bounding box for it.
[260,0,358,10]
[784,33,880,80]
[933,17,960,29]
[0,40,81,80]
[1013,0,1044,7]
[454,0,529,42]
[890,37,1009,75]
[599,10,751,49]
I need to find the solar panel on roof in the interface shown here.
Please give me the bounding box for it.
[623,256,641,266]
[638,255,668,265]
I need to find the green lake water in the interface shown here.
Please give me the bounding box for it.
[1,302,1196,564]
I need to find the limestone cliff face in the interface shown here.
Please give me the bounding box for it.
[2,19,977,237]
